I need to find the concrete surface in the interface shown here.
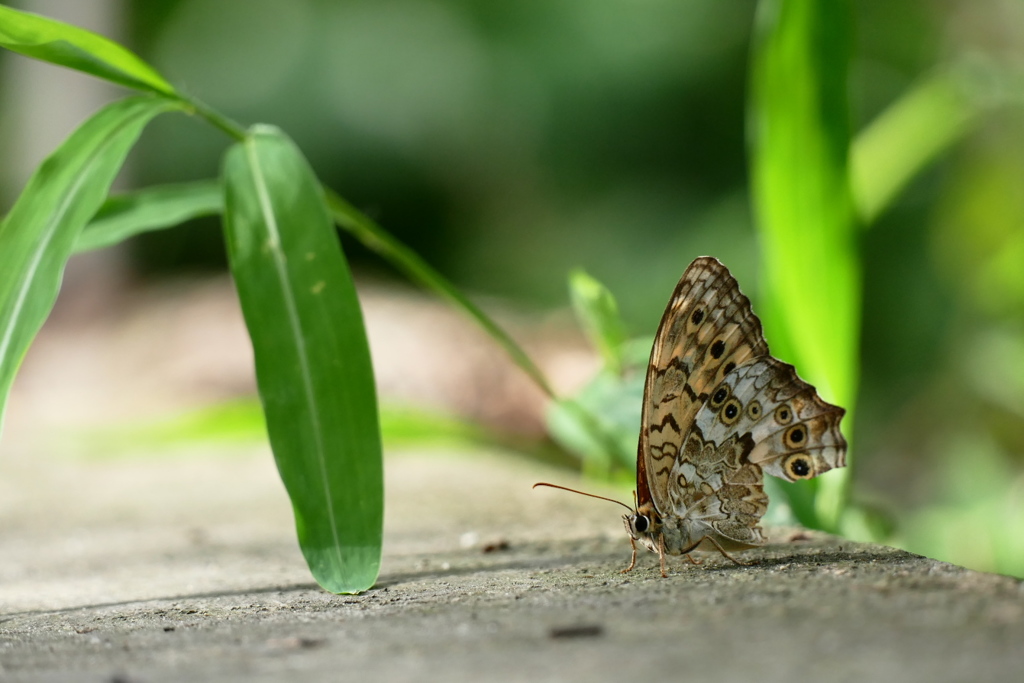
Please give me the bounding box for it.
[1,442,1022,683]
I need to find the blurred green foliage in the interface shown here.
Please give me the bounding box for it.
[749,0,860,533]
[3,0,1024,577]
[124,0,759,310]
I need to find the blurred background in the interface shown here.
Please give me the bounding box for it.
[1,0,1023,577]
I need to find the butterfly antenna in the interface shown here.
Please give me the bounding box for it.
[532,482,634,513]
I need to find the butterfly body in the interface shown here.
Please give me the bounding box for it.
[625,256,847,575]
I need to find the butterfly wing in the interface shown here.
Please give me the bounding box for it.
[666,338,846,551]
[695,357,846,482]
[668,429,769,548]
[638,257,770,515]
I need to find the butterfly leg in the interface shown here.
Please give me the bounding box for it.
[684,553,702,566]
[621,536,638,574]
[703,535,750,566]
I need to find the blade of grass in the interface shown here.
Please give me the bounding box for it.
[74,180,222,253]
[328,192,641,472]
[547,376,644,476]
[749,0,860,532]
[223,125,382,594]
[0,4,176,96]
[852,63,989,224]
[0,96,182,437]
[326,189,556,400]
[73,399,496,459]
[0,5,245,142]
[569,268,628,376]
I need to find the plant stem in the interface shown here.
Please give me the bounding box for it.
[325,188,557,400]
[186,96,248,142]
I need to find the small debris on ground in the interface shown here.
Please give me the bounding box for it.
[482,540,510,553]
[264,637,324,650]
[549,625,603,639]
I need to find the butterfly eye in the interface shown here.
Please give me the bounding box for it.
[746,400,762,420]
[710,384,730,409]
[784,423,807,449]
[774,404,793,425]
[784,453,815,480]
[634,515,650,533]
[720,399,742,425]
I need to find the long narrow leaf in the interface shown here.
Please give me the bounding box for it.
[0,4,175,96]
[0,96,182,436]
[326,191,641,478]
[223,126,382,594]
[75,180,222,253]
[852,65,985,224]
[569,268,628,376]
[749,0,860,531]
[327,189,556,399]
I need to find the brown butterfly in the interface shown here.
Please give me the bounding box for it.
[537,256,847,576]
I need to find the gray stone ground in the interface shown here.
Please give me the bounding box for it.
[2,443,1022,683]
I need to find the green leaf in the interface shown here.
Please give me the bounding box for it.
[222,126,383,594]
[0,4,176,96]
[852,64,987,224]
[327,189,556,399]
[75,180,223,253]
[547,373,643,474]
[546,337,649,477]
[72,399,499,460]
[568,268,628,376]
[0,96,182,436]
[326,189,648,483]
[748,0,860,531]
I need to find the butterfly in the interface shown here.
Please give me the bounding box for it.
[537,256,847,576]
